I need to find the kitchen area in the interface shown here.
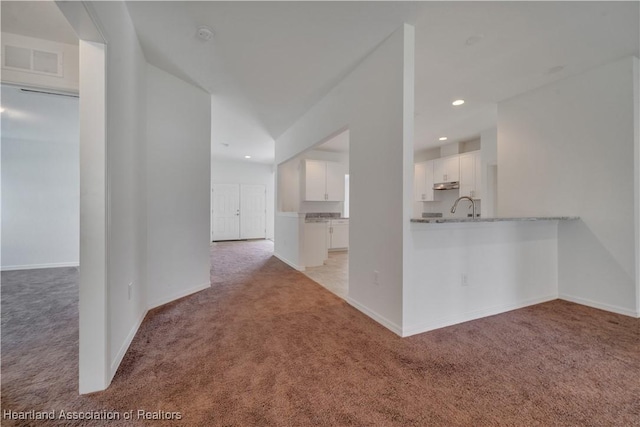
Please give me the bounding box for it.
[275,130,350,298]
[413,137,497,222]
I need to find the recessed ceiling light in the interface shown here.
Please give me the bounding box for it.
[439,137,448,141]
[244,155,251,159]
[452,100,465,106]
[221,143,229,147]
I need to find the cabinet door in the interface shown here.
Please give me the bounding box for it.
[459,151,482,199]
[473,152,482,199]
[303,222,328,267]
[304,160,326,201]
[444,155,460,182]
[414,162,427,201]
[424,160,435,201]
[434,156,459,182]
[459,153,475,198]
[433,158,446,183]
[330,221,349,249]
[325,161,345,201]
[415,161,435,201]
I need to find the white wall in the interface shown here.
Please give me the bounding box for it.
[498,56,639,317]
[1,32,79,93]
[211,159,274,239]
[273,213,305,270]
[147,64,211,309]
[88,1,148,383]
[1,86,79,270]
[275,25,415,333]
[407,221,559,335]
[480,128,497,218]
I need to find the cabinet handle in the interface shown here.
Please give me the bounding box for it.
[422,194,425,200]
[444,174,448,181]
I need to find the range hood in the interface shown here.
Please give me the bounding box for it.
[433,181,459,190]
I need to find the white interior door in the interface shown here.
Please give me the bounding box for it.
[212,184,240,241]
[240,184,266,239]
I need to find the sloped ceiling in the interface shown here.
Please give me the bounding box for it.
[125,1,639,163]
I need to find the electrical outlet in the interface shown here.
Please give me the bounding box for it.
[373,270,380,286]
[128,282,133,300]
[461,273,469,287]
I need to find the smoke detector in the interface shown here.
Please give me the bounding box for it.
[196,26,214,41]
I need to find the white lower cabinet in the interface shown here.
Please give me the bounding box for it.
[303,222,328,267]
[327,219,349,250]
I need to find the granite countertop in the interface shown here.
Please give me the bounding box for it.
[305,217,349,223]
[305,213,349,223]
[411,216,579,224]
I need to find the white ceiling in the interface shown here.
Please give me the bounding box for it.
[315,129,350,154]
[1,0,79,46]
[4,2,636,163]
[125,1,638,163]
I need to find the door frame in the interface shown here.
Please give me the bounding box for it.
[56,1,109,394]
[211,183,266,241]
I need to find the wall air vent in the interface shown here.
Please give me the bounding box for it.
[2,44,63,77]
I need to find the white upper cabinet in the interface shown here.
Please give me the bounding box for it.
[414,160,435,201]
[325,161,346,201]
[303,160,326,201]
[433,155,460,183]
[302,159,345,201]
[459,151,482,199]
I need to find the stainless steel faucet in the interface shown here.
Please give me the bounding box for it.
[451,196,477,218]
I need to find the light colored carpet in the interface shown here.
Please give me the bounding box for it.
[1,240,639,426]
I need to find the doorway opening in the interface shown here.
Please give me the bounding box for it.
[211,183,267,241]
[276,128,350,299]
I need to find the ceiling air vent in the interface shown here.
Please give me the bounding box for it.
[2,44,63,77]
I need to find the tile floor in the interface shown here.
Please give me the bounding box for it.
[302,250,348,299]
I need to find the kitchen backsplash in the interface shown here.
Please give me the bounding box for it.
[419,190,482,218]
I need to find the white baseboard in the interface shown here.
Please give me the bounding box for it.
[273,252,305,271]
[346,297,403,336]
[110,308,147,381]
[1,262,79,271]
[147,282,211,310]
[402,294,558,337]
[108,282,211,383]
[559,294,640,318]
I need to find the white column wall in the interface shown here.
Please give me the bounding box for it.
[87,1,149,383]
[275,25,415,333]
[78,39,107,394]
[146,64,212,309]
[498,57,639,317]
